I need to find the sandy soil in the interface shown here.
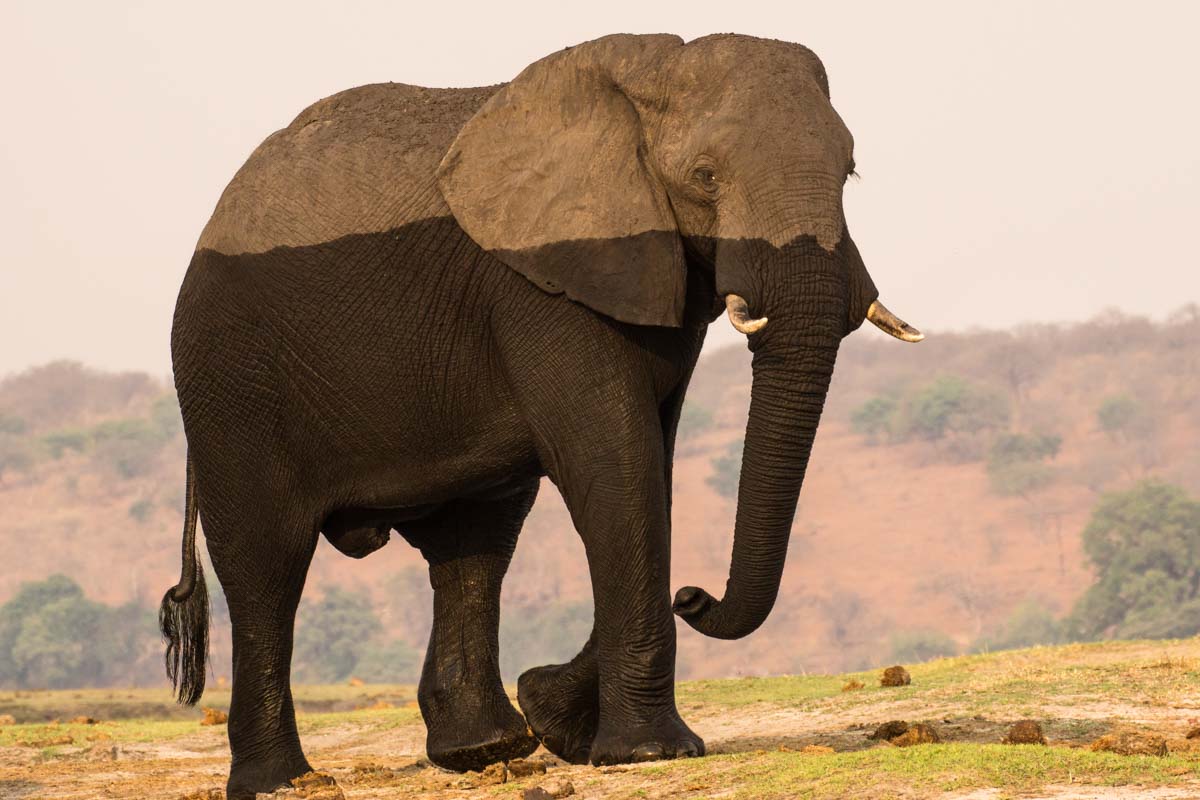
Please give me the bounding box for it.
[4,678,1200,800]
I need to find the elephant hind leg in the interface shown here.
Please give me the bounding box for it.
[203,495,322,800]
[399,482,540,772]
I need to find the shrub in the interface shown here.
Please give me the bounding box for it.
[0,413,27,435]
[986,433,1061,497]
[706,441,742,500]
[1067,481,1200,640]
[0,435,36,479]
[0,361,156,429]
[973,599,1063,652]
[41,429,89,458]
[90,418,168,479]
[850,377,1009,450]
[888,628,958,663]
[850,395,898,444]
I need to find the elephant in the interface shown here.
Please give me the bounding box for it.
[158,32,922,798]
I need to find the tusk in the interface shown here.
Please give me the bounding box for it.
[867,300,925,342]
[726,294,768,335]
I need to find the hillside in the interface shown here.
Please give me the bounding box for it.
[2,639,1200,799]
[0,307,1198,681]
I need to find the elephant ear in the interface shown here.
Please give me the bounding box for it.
[438,34,687,327]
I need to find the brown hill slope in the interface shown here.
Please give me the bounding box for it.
[1,308,1197,679]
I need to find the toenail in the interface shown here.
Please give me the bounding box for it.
[631,743,665,762]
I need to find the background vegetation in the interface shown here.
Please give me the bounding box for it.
[1,308,1199,687]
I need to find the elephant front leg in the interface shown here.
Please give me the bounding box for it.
[519,386,698,764]
[401,487,540,771]
[517,630,600,764]
[564,460,703,765]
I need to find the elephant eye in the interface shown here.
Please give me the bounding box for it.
[692,167,719,194]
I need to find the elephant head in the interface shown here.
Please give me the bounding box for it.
[439,33,922,639]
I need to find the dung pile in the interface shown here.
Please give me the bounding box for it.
[868,720,940,746]
[1089,731,1168,757]
[880,666,911,687]
[1002,720,1046,745]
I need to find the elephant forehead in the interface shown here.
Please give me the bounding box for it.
[196,83,499,257]
[666,35,830,100]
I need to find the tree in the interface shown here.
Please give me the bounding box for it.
[0,575,159,689]
[889,629,957,663]
[293,588,381,683]
[973,598,1063,652]
[1068,481,1200,640]
[896,376,1009,442]
[1096,394,1153,441]
[0,575,84,682]
[986,432,1061,497]
[850,395,898,444]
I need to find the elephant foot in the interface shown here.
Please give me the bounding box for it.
[588,714,705,766]
[517,661,600,764]
[424,695,537,772]
[225,754,314,800]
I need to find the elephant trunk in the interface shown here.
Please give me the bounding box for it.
[673,275,843,640]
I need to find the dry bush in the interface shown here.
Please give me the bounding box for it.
[0,361,158,431]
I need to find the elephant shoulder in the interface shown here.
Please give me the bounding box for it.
[196,82,501,257]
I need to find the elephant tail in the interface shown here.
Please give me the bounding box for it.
[159,453,209,706]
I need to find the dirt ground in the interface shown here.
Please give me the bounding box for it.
[3,640,1200,799]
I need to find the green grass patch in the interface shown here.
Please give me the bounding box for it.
[649,745,1200,800]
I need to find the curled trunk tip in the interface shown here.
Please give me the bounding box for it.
[673,585,765,639]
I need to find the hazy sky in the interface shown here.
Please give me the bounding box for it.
[2,1,1197,376]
